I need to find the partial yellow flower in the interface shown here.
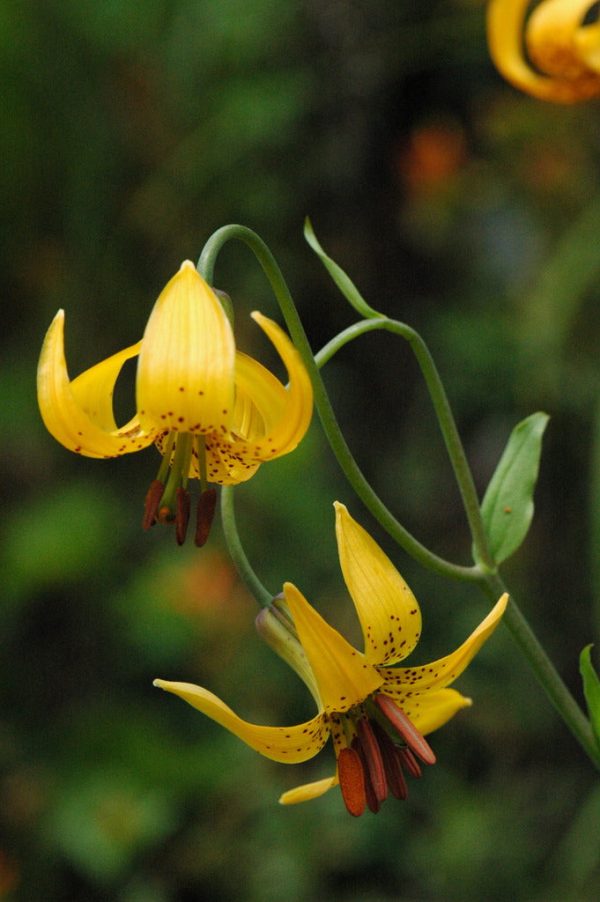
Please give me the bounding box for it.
[487,0,600,102]
[37,261,313,544]
[154,503,508,815]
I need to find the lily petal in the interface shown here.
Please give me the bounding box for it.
[202,435,262,486]
[153,679,329,763]
[487,0,600,103]
[379,594,509,694]
[283,582,383,715]
[334,503,422,666]
[382,687,473,736]
[248,312,313,459]
[279,774,338,806]
[136,262,236,435]
[37,310,156,458]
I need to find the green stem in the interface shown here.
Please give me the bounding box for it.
[483,572,600,769]
[316,318,495,569]
[201,226,600,771]
[220,486,273,607]
[199,226,479,583]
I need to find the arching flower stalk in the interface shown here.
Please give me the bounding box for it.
[487,0,600,102]
[37,261,313,545]
[154,503,508,815]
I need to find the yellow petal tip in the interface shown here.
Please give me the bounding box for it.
[179,259,196,272]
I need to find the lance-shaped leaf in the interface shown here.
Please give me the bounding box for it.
[579,645,600,752]
[479,412,549,564]
[304,218,382,319]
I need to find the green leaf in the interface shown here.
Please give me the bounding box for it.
[304,217,382,319]
[479,412,549,564]
[579,645,600,752]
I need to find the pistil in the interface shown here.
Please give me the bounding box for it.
[142,432,218,545]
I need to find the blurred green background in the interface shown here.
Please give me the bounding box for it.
[2,0,600,899]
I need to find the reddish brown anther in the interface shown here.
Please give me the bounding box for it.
[371,721,408,800]
[350,739,380,814]
[142,479,164,530]
[356,718,388,804]
[338,746,366,817]
[195,488,217,547]
[375,694,437,765]
[175,487,191,545]
[397,746,422,779]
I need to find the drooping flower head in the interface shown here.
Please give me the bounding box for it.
[37,262,313,544]
[154,503,508,815]
[487,0,600,102]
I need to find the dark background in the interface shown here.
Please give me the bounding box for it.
[1,1,600,899]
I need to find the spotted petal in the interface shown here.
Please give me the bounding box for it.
[153,679,329,763]
[283,582,383,715]
[379,594,509,694]
[334,503,422,666]
[279,774,338,806]
[136,261,236,435]
[37,310,156,458]
[385,687,473,736]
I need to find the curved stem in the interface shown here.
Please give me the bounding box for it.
[316,318,495,569]
[220,486,273,607]
[199,225,479,583]
[483,572,600,769]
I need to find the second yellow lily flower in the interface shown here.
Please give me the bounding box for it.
[37,261,313,544]
[155,503,508,816]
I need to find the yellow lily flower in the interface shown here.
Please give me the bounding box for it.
[154,503,508,815]
[37,261,313,544]
[487,0,600,102]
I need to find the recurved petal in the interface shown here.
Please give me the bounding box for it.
[575,21,600,74]
[283,582,383,715]
[247,312,313,459]
[487,0,600,102]
[37,310,156,458]
[136,262,236,435]
[379,594,509,694]
[153,679,329,763]
[381,687,472,736]
[334,503,422,666]
[279,774,338,806]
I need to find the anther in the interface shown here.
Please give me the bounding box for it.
[338,746,366,817]
[142,480,164,530]
[397,746,422,780]
[195,488,217,547]
[374,694,436,765]
[175,487,191,545]
[371,721,408,800]
[356,718,388,804]
[351,737,380,814]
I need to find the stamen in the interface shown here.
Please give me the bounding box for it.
[195,488,217,547]
[355,717,387,804]
[337,746,366,817]
[397,746,422,780]
[142,479,164,530]
[374,694,436,765]
[351,737,380,813]
[175,487,191,545]
[371,722,408,800]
